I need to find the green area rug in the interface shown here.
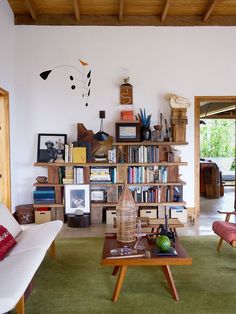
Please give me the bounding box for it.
[22,236,236,314]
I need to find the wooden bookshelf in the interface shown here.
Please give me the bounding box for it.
[34,140,188,223]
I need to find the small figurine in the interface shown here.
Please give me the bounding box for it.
[45,141,57,163]
[165,93,191,108]
[55,139,65,163]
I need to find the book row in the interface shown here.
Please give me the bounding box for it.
[127,166,168,184]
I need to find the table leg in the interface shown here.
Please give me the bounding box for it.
[161,265,179,301]
[112,266,120,276]
[112,265,128,302]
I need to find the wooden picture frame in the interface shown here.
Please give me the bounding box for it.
[91,189,106,203]
[116,122,140,142]
[37,133,67,162]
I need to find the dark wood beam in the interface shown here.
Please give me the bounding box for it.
[161,0,171,22]
[14,14,236,27]
[202,0,220,22]
[24,0,36,21]
[73,0,80,22]
[119,0,125,21]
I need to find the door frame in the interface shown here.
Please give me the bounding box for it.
[0,87,11,209]
[194,96,236,216]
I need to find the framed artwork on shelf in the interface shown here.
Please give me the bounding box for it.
[37,133,67,162]
[116,122,140,142]
[65,184,90,214]
[91,189,106,203]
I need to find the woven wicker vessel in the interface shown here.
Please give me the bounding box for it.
[116,184,137,243]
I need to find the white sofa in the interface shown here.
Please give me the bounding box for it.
[0,203,63,314]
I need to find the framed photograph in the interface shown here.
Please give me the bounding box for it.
[116,122,140,142]
[91,189,106,203]
[65,184,90,214]
[37,133,67,162]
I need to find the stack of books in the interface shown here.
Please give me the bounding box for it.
[33,187,55,204]
[94,153,108,162]
[90,167,117,183]
[63,166,74,184]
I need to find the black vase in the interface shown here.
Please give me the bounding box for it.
[141,126,151,141]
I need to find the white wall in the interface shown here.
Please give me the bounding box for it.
[0,0,14,91]
[11,25,236,209]
[0,0,16,208]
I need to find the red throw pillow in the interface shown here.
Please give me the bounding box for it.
[0,225,17,260]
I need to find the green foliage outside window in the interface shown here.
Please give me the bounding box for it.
[200,120,235,158]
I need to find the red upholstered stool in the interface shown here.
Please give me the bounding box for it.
[212,210,236,251]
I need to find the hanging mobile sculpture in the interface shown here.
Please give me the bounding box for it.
[39,59,92,107]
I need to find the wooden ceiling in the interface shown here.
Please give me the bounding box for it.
[7,0,236,26]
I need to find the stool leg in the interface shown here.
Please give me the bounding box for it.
[217,237,224,252]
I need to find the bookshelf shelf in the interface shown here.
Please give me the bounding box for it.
[112,142,188,146]
[91,201,186,207]
[33,204,64,208]
[34,162,188,167]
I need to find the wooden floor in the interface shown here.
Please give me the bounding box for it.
[58,187,235,238]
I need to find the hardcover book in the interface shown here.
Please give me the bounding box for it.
[72,147,86,163]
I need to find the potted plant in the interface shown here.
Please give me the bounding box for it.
[137,108,152,141]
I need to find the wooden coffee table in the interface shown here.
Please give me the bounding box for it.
[101,233,192,302]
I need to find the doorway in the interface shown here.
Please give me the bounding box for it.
[194,96,236,218]
[0,87,11,209]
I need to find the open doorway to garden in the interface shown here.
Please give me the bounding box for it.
[194,97,236,225]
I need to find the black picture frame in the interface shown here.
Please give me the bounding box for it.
[37,133,67,162]
[115,122,140,142]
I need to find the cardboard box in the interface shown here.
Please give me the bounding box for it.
[139,209,157,219]
[169,207,188,223]
[106,209,117,224]
[35,210,51,224]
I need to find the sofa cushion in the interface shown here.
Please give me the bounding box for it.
[0,248,46,313]
[212,221,236,243]
[0,225,17,260]
[9,220,63,256]
[0,203,22,238]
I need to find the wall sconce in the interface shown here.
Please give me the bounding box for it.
[94,111,109,141]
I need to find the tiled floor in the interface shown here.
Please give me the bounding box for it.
[59,187,235,238]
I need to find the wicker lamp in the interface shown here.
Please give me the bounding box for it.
[116,184,137,243]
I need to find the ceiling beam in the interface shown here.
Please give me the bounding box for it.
[73,0,80,22]
[200,103,236,117]
[24,0,36,21]
[14,14,236,27]
[161,0,171,22]
[119,0,125,21]
[202,0,220,22]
